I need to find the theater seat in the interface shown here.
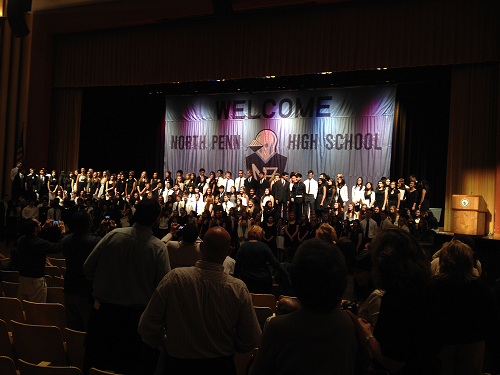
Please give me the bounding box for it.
[23,301,66,338]
[11,321,68,366]
[17,358,82,375]
[251,293,277,313]
[254,307,273,330]
[0,297,25,332]
[0,356,17,375]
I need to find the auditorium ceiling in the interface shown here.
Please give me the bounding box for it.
[31,0,354,33]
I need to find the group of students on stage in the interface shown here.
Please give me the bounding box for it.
[6,164,434,255]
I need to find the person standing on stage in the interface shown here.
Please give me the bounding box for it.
[303,170,318,219]
[272,173,290,219]
[244,169,259,196]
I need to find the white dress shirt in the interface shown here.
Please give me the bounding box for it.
[305,178,318,199]
[192,199,204,216]
[360,218,378,239]
[222,178,234,193]
[222,201,234,215]
[234,177,245,193]
[351,186,365,204]
[338,185,349,203]
[163,188,174,201]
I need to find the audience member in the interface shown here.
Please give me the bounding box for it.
[234,225,289,294]
[431,239,500,375]
[360,227,441,374]
[61,210,108,331]
[17,218,64,302]
[249,238,358,375]
[138,226,261,375]
[83,199,170,375]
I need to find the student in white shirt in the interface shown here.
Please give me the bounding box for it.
[192,193,204,217]
[351,177,365,212]
[222,171,234,193]
[222,194,234,215]
[336,174,349,207]
[303,170,318,219]
[234,170,246,194]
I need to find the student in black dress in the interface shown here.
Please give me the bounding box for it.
[297,214,311,245]
[329,214,342,239]
[263,215,278,257]
[48,170,59,201]
[150,172,161,200]
[262,200,276,224]
[125,174,136,200]
[349,219,363,252]
[419,180,430,213]
[308,215,319,240]
[340,219,352,239]
[374,180,388,211]
[405,180,419,214]
[315,178,327,217]
[198,210,211,239]
[386,181,400,211]
[137,171,148,197]
[115,172,125,198]
[226,207,239,249]
[285,211,299,251]
[105,174,117,198]
[164,171,173,188]
[325,178,336,210]
[89,172,99,198]
[75,168,87,195]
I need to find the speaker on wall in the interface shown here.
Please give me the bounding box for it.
[7,0,32,38]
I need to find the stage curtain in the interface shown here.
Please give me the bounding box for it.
[445,62,499,234]
[0,17,31,196]
[48,88,82,173]
[51,0,499,88]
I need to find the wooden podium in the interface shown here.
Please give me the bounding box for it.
[451,195,487,235]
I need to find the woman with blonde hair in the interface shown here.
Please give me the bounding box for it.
[98,170,109,198]
[315,223,338,244]
[234,224,289,294]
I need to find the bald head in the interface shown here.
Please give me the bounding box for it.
[201,227,232,264]
[276,297,301,316]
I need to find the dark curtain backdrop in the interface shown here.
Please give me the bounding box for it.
[79,88,166,175]
[391,77,452,224]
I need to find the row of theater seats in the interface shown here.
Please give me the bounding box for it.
[0,258,290,375]
[0,296,117,374]
[0,356,117,375]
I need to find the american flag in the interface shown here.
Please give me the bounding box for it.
[16,128,24,163]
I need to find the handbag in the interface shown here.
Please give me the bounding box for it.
[345,310,389,375]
